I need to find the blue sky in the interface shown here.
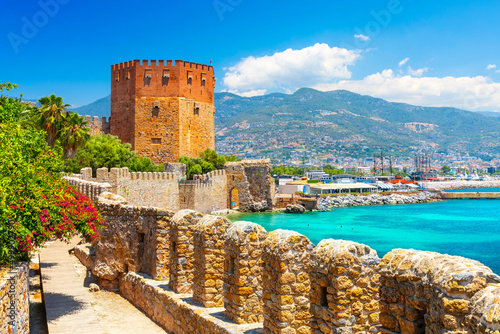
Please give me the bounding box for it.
[1,0,499,111]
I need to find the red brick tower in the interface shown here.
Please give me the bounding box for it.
[110,59,216,163]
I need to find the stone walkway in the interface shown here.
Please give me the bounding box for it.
[40,238,104,334]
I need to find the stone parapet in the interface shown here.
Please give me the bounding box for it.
[169,210,205,293]
[193,215,233,307]
[93,200,174,286]
[310,239,381,333]
[262,229,314,334]
[120,272,263,334]
[63,176,111,201]
[378,249,500,334]
[467,284,500,332]
[224,221,268,324]
[0,263,29,334]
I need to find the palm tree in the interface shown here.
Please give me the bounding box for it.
[61,111,90,159]
[36,94,70,148]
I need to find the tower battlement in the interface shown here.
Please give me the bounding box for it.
[111,59,214,72]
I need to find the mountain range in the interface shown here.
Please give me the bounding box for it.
[71,89,500,157]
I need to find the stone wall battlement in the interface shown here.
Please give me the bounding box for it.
[63,176,111,201]
[130,172,177,180]
[111,59,214,72]
[83,115,110,135]
[73,159,274,213]
[74,197,500,334]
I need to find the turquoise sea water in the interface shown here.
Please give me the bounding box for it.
[228,199,500,274]
[444,187,500,193]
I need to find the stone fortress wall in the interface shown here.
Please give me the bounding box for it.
[75,192,500,334]
[0,263,30,334]
[66,159,274,214]
[84,115,110,135]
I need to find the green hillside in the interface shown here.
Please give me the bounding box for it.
[69,89,500,157]
[72,95,111,118]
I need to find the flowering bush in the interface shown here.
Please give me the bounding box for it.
[0,124,103,264]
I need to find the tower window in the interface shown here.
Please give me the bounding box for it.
[144,69,152,78]
[126,70,131,79]
[152,138,161,144]
[194,108,199,116]
[115,71,120,82]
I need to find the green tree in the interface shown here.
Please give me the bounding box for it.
[65,134,162,174]
[60,111,91,159]
[179,149,240,180]
[188,164,203,179]
[272,166,305,176]
[323,165,344,175]
[441,165,452,174]
[34,94,71,148]
[0,83,34,125]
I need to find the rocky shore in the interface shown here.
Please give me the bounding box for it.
[421,179,500,191]
[317,191,439,211]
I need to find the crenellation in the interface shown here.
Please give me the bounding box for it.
[192,215,233,308]
[74,159,272,214]
[168,209,205,293]
[224,221,268,324]
[310,239,381,333]
[262,229,314,334]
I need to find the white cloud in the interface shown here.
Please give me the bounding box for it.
[354,34,370,42]
[222,43,361,96]
[407,66,429,77]
[226,89,267,97]
[487,64,497,70]
[313,70,500,111]
[398,57,410,67]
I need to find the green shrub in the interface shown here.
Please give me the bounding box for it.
[0,124,103,264]
[65,134,162,175]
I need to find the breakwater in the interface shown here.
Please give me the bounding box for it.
[317,191,438,211]
[440,192,500,199]
[421,180,500,191]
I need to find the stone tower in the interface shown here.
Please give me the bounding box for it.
[110,59,215,163]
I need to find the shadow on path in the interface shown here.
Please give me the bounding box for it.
[43,292,85,321]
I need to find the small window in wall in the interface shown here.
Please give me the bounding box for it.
[187,71,193,85]
[152,138,161,144]
[320,287,328,306]
[194,107,200,116]
[162,70,170,86]
[126,70,131,79]
[201,73,206,86]
[144,69,152,78]
[172,241,177,253]
[115,71,120,82]
[229,257,236,274]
